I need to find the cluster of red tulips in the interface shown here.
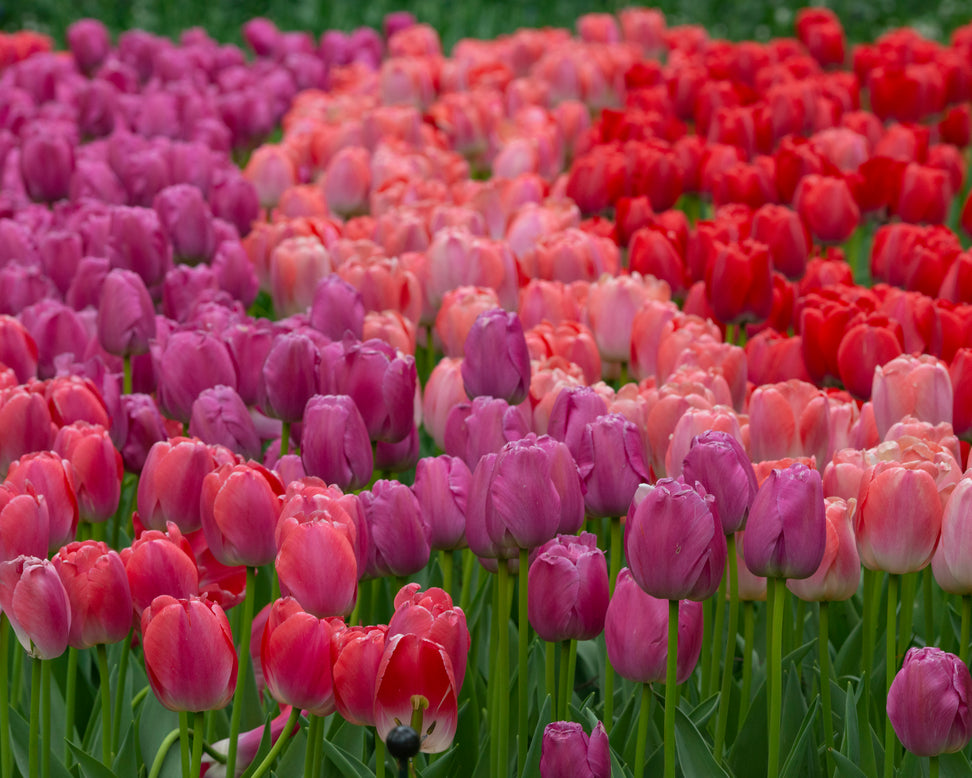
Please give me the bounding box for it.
[1,5,972,778]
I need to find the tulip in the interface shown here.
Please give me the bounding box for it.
[0,315,38,384]
[67,19,111,72]
[261,331,320,427]
[122,525,199,616]
[546,385,609,458]
[574,413,651,520]
[20,129,74,204]
[153,184,216,262]
[0,555,71,659]
[0,484,49,564]
[275,516,357,618]
[443,395,532,470]
[106,206,172,291]
[51,541,132,650]
[682,430,758,534]
[6,452,79,554]
[156,330,238,424]
[359,480,431,579]
[461,309,532,406]
[141,594,237,712]
[308,275,365,342]
[625,478,726,601]
[331,624,388,727]
[137,437,217,534]
[200,463,284,569]
[269,237,332,318]
[871,354,953,441]
[540,721,610,778]
[260,598,335,715]
[53,423,123,525]
[749,380,831,469]
[189,386,262,461]
[743,463,826,580]
[793,174,860,244]
[887,648,972,758]
[374,633,459,754]
[411,456,470,551]
[0,386,54,475]
[300,395,373,491]
[786,497,860,602]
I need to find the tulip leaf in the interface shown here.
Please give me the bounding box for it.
[67,741,120,778]
[112,724,137,778]
[779,698,820,778]
[833,621,864,680]
[779,663,809,767]
[839,681,860,762]
[829,748,869,778]
[8,708,73,778]
[136,692,179,778]
[275,721,307,776]
[781,639,816,670]
[673,705,730,778]
[940,751,972,777]
[521,693,552,778]
[728,678,768,778]
[318,735,376,778]
[689,692,720,728]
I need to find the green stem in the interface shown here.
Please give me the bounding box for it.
[665,600,679,778]
[375,728,386,778]
[226,567,257,778]
[112,630,133,753]
[40,661,50,778]
[179,712,190,778]
[923,570,935,648]
[558,640,571,722]
[820,602,835,778]
[303,716,319,778]
[280,421,290,457]
[739,601,755,722]
[898,573,916,659]
[439,550,454,595]
[11,642,22,710]
[191,712,205,778]
[633,683,652,778]
[489,574,500,777]
[961,596,970,666]
[148,728,182,778]
[930,754,940,778]
[249,707,301,778]
[312,716,324,778]
[618,361,629,389]
[714,534,739,761]
[123,354,132,395]
[545,642,556,716]
[518,548,529,775]
[768,579,785,778]
[861,569,877,726]
[604,516,623,732]
[497,562,512,776]
[64,647,77,767]
[98,644,112,766]
[708,574,727,698]
[29,658,40,778]
[567,640,577,715]
[884,574,899,778]
[700,598,713,701]
[459,548,476,615]
[794,599,806,654]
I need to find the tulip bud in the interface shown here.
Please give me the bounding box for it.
[540,721,610,778]
[871,354,953,441]
[461,309,532,406]
[53,422,123,524]
[359,480,430,579]
[121,525,199,616]
[0,483,50,564]
[262,331,320,423]
[546,386,609,457]
[332,624,388,726]
[138,437,217,533]
[300,395,373,491]
[6,452,79,554]
[887,647,972,757]
[275,516,357,618]
[52,541,132,649]
[575,413,651,519]
[156,330,238,424]
[443,396,531,470]
[308,275,365,341]
[0,555,72,659]
[189,386,262,461]
[153,184,216,262]
[682,430,758,534]
[67,19,111,72]
[412,456,470,551]
[20,128,74,203]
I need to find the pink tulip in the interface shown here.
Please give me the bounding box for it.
[682,430,758,534]
[137,437,217,533]
[933,478,972,594]
[275,516,357,618]
[411,455,470,551]
[52,541,132,649]
[749,379,831,469]
[359,480,430,578]
[122,525,199,616]
[0,483,49,564]
[331,624,387,726]
[575,413,651,519]
[540,721,610,778]
[871,354,953,440]
[6,452,78,554]
[388,584,470,690]
[300,395,374,491]
[461,309,532,406]
[786,497,861,601]
[53,423,123,525]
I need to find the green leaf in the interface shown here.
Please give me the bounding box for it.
[112,723,137,778]
[8,707,74,778]
[941,750,972,778]
[239,712,274,778]
[673,705,730,778]
[689,693,720,729]
[521,694,552,778]
[780,698,820,778]
[779,663,809,769]
[830,748,869,778]
[319,736,376,778]
[137,692,179,777]
[67,741,120,778]
[839,681,859,763]
[728,678,768,778]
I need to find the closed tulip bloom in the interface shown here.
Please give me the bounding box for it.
[189,386,262,461]
[138,437,217,533]
[388,584,470,690]
[359,480,431,578]
[331,624,388,726]
[374,633,459,754]
[6,452,79,554]
[260,597,335,716]
[21,129,74,203]
[153,184,216,262]
[107,206,172,291]
[744,463,826,580]
[0,555,71,659]
[787,497,861,602]
[52,541,132,649]
[308,275,365,342]
[200,462,284,568]
[546,386,609,460]
[461,309,532,406]
[141,594,237,712]
[275,516,357,618]
[665,405,743,481]
[0,484,50,564]
[412,456,470,551]
[262,331,320,423]
[53,423,123,524]
[0,386,54,475]
[528,532,609,643]
[67,19,111,72]
[871,354,953,441]
[0,315,39,384]
[540,721,610,778]
[575,413,651,519]
[122,525,199,616]
[113,393,170,473]
[794,174,860,244]
[301,395,373,490]
[933,479,972,594]
[605,568,703,684]
[887,647,972,757]
[625,478,726,601]
[443,396,532,470]
[156,330,238,424]
[749,379,831,469]
[682,430,758,534]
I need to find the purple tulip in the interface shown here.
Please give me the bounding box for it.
[161,265,222,322]
[605,568,703,684]
[153,184,216,262]
[575,412,650,519]
[308,275,365,342]
[383,12,417,40]
[212,241,259,308]
[0,261,58,316]
[412,455,470,551]
[155,330,237,424]
[189,385,261,461]
[77,80,118,138]
[20,300,91,380]
[97,269,157,357]
[300,395,373,491]
[540,721,610,778]
[38,231,83,298]
[528,532,608,643]
[359,480,431,579]
[224,320,277,407]
[67,19,111,73]
[443,396,531,469]
[682,430,758,534]
[262,331,320,423]
[106,206,172,290]
[887,647,972,757]
[625,478,726,601]
[743,463,826,580]
[461,309,532,406]
[546,385,608,456]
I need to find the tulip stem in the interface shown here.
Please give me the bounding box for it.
[280,422,290,456]
[439,550,454,595]
[64,646,77,767]
[819,602,835,778]
[148,728,181,778]
[714,534,739,761]
[545,642,556,716]
[861,569,877,726]
[123,355,132,395]
[459,549,476,615]
[98,644,112,766]
[558,640,570,721]
[249,707,301,778]
[929,755,940,778]
[42,661,50,778]
[898,573,915,659]
[303,715,319,778]
[226,566,257,778]
[739,601,755,722]
[1,618,11,778]
[496,562,512,776]
[923,571,935,647]
[29,658,40,778]
[518,548,528,775]
[708,574,727,698]
[191,712,205,778]
[665,600,680,778]
[884,573,899,778]
[179,712,190,778]
[960,596,971,665]
[375,728,386,778]
[767,579,785,778]
[112,630,133,753]
[633,683,652,778]
[604,516,623,732]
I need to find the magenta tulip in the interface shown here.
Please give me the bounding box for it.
[137,437,217,533]
[682,429,758,533]
[412,455,470,551]
[0,555,72,659]
[575,413,651,519]
[359,480,431,578]
[300,395,373,491]
[461,308,532,405]
[540,721,610,778]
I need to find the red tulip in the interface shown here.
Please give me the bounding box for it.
[141,594,237,712]
[703,239,773,325]
[0,555,71,659]
[0,483,49,564]
[794,174,860,243]
[121,524,199,616]
[137,437,217,533]
[53,422,123,525]
[6,451,78,554]
[331,624,388,726]
[275,516,357,618]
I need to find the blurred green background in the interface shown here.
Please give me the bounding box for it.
[2,0,970,48]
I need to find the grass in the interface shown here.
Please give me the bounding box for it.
[2,0,970,51]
